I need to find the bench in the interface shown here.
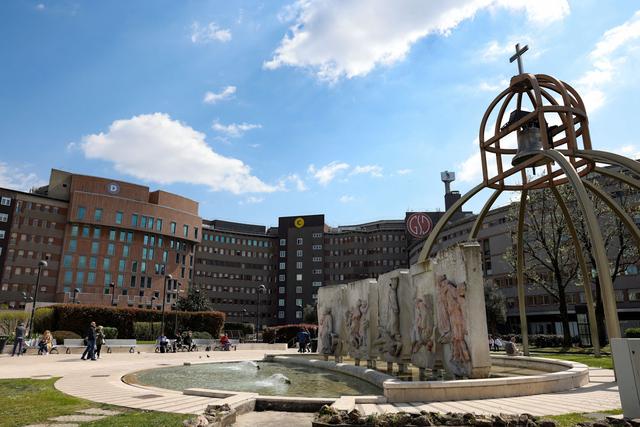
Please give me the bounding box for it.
[191,339,217,351]
[212,339,239,351]
[64,339,87,354]
[106,339,137,353]
[22,338,58,354]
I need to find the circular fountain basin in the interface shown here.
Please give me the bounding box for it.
[124,360,381,398]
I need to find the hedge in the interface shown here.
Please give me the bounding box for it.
[36,304,225,339]
[262,323,318,344]
[33,307,54,334]
[52,330,81,344]
[626,327,640,338]
[0,311,29,336]
[223,322,255,336]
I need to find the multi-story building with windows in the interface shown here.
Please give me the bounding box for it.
[193,220,277,326]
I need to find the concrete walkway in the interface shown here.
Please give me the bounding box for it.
[0,351,621,417]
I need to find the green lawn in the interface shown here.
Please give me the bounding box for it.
[529,346,613,369]
[0,378,188,427]
[546,409,622,427]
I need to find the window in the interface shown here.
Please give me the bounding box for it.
[89,257,97,269]
[109,230,116,240]
[87,272,96,284]
[156,218,162,231]
[629,289,640,301]
[170,222,176,235]
[77,207,86,220]
[296,286,302,294]
[104,272,112,285]
[312,232,322,238]
[148,217,154,229]
[279,262,286,270]
[63,255,72,268]
[295,298,303,306]
[279,274,285,282]
[296,311,302,319]
[82,226,90,237]
[118,259,126,272]
[93,228,101,238]
[132,261,138,273]
[0,230,5,239]
[68,240,77,252]
[278,299,285,306]
[117,274,124,287]
[94,208,102,221]
[313,269,322,274]
[64,271,72,284]
[130,275,136,288]
[296,238,303,245]
[91,241,99,254]
[140,216,147,228]
[71,225,79,236]
[131,214,138,227]
[76,271,84,284]
[107,243,115,256]
[312,244,322,250]
[103,258,111,270]
[280,238,286,246]
[0,213,7,222]
[278,311,285,319]
[0,197,10,206]
[194,227,198,239]
[313,257,322,262]
[296,274,302,281]
[78,256,86,269]
[280,251,286,258]
[115,211,123,224]
[183,225,189,237]
[296,262,303,269]
[123,245,129,258]
[279,286,285,293]
[312,281,322,287]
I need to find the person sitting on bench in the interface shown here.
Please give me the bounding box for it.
[220,334,231,351]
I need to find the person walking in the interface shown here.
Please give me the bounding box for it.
[11,321,26,356]
[95,326,106,359]
[81,321,97,361]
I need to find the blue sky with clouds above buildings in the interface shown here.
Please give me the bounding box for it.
[1,0,639,227]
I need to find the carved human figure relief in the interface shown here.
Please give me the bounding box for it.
[319,309,334,355]
[437,274,471,376]
[411,293,434,354]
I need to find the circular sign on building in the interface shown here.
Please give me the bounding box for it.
[294,217,305,228]
[107,182,120,194]
[406,213,433,238]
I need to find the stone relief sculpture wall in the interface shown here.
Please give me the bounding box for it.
[375,270,412,364]
[344,279,378,361]
[318,284,348,358]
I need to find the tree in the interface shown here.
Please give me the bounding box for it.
[574,176,640,345]
[176,288,212,312]
[303,304,317,324]
[505,186,579,347]
[484,281,507,334]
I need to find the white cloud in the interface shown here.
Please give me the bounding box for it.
[265,0,569,82]
[477,78,510,92]
[0,163,45,191]
[277,174,308,191]
[81,113,275,194]
[480,40,514,62]
[212,120,262,138]
[240,196,265,205]
[308,161,350,185]
[576,10,640,113]
[397,168,413,175]
[457,132,518,183]
[203,86,236,104]
[249,143,261,148]
[350,164,383,177]
[35,3,45,11]
[339,195,355,203]
[190,21,232,44]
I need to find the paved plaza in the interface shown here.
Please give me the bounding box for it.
[0,349,621,420]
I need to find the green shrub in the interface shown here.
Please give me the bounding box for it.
[192,331,213,340]
[625,327,640,338]
[52,330,81,344]
[0,311,29,336]
[101,327,118,339]
[223,322,254,335]
[45,305,225,338]
[262,323,318,344]
[33,307,54,334]
[133,322,162,341]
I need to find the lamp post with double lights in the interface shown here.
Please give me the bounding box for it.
[27,260,47,337]
[160,274,172,336]
[72,288,80,304]
[109,282,116,306]
[256,284,266,342]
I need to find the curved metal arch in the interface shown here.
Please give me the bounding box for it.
[549,186,600,356]
[593,166,640,191]
[516,189,529,356]
[417,183,486,264]
[541,150,621,340]
[469,189,503,240]
[576,150,640,176]
[582,179,640,249]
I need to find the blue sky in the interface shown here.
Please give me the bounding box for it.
[1,1,639,228]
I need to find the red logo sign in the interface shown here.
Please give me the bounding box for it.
[406,213,433,238]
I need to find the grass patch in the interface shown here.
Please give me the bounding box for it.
[0,378,189,427]
[0,377,92,427]
[530,352,613,369]
[545,408,622,427]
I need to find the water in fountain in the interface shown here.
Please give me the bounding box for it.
[256,373,291,386]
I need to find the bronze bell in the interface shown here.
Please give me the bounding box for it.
[509,110,548,167]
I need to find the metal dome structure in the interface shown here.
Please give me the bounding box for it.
[417,44,640,356]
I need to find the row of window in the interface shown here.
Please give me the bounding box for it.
[198,245,273,259]
[1,197,11,206]
[326,247,406,256]
[15,201,63,214]
[325,234,405,244]
[203,234,272,247]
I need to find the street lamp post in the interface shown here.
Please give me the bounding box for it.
[109,282,116,306]
[173,281,183,337]
[28,260,47,337]
[151,296,158,338]
[256,284,266,342]
[72,288,80,304]
[160,274,172,336]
